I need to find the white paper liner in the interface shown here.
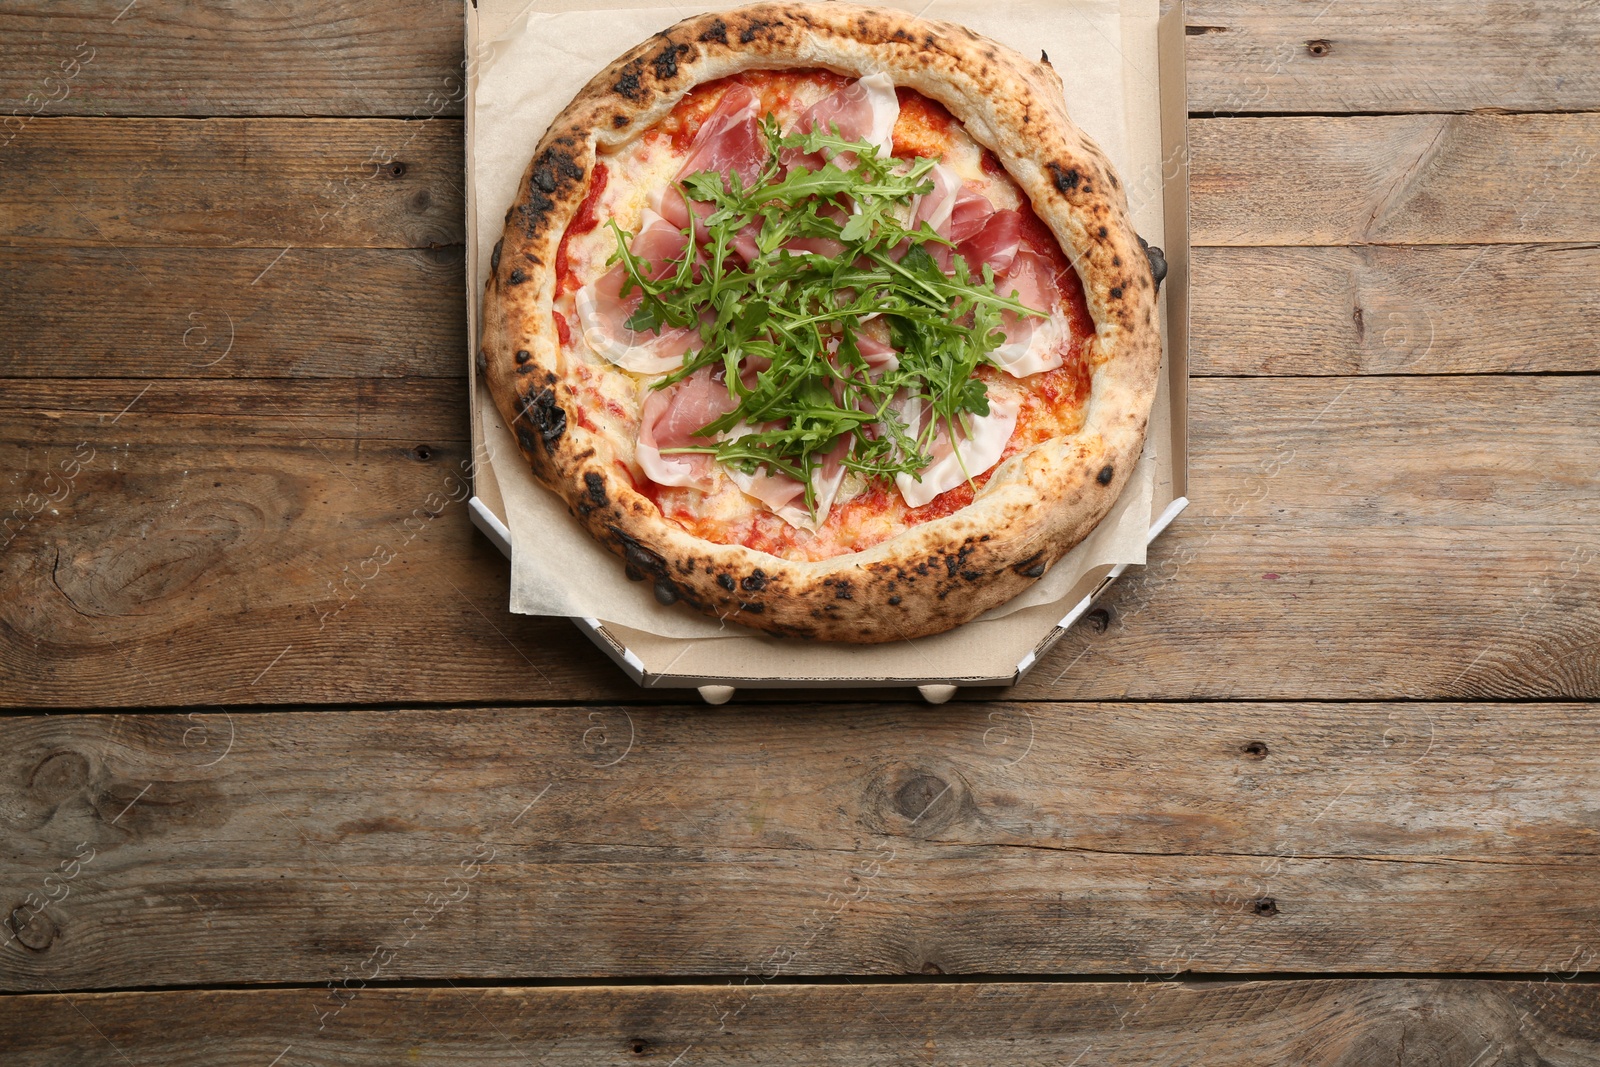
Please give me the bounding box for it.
[472,0,1162,640]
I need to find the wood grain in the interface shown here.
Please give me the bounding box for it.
[0,119,463,249]
[0,246,467,378]
[0,0,464,119]
[1,375,1595,706]
[1191,243,1600,375]
[3,980,1599,1065]
[1185,0,1600,114]
[1189,114,1600,246]
[0,377,629,707]
[3,701,1600,988]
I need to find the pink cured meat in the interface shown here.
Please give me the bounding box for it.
[957,208,1023,275]
[658,84,767,231]
[988,247,1067,377]
[781,73,899,171]
[575,210,700,373]
[635,368,741,489]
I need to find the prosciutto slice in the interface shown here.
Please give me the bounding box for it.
[989,248,1068,378]
[575,209,699,374]
[782,73,900,171]
[658,84,768,232]
[635,368,740,490]
[893,390,1019,509]
[729,435,851,531]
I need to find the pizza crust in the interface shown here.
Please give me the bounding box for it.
[481,1,1162,642]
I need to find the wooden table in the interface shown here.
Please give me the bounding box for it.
[3,1,1599,1062]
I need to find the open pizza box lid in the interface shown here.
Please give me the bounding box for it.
[463,0,1189,701]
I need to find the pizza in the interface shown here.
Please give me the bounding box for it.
[481,1,1162,642]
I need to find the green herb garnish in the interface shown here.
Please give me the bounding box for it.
[607,119,1041,510]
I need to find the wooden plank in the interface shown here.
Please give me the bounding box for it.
[0,0,463,119]
[1191,244,1600,375]
[0,118,463,248]
[0,246,466,378]
[3,980,1599,1065]
[3,701,1600,988]
[1189,114,1600,246]
[1185,0,1600,114]
[1,375,1596,706]
[0,377,630,707]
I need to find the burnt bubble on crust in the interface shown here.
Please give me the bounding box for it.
[519,387,567,452]
[1045,161,1081,192]
[652,41,690,80]
[1137,235,1169,290]
[1097,464,1115,486]
[583,472,608,508]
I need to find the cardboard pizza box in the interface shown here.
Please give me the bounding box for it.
[463,0,1189,702]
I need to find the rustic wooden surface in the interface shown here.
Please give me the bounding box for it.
[3,0,1598,1062]
[4,981,1600,1065]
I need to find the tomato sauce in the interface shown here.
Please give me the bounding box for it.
[554,161,609,296]
[657,69,854,151]
[890,88,955,159]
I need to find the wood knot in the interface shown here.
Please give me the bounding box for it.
[1252,896,1279,917]
[1085,608,1111,633]
[1242,741,1269,759]
[894,774,949,821]
[8,905,58,952]
[384,161,408,178]
[29,751,91,800]
[411,444,433,462]
[1305,39,1332,57]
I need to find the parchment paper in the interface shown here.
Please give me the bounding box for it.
[471,0,1162,639]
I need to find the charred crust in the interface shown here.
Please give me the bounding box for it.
[490,238,503,272]
[1097,225,1108,238]
[1097,464,1115,486]
[652,41,690,81]
[738,601,766,614]
[515,145,586,239]
[960,570,982,582]
[515,349,532,364]
[1110,285,1123,299]
[1046,162,1081,192]
[887,595,902,606]
[1013,552,1047,579]
[1138,235,1169,290]
[474,348,487,378]
[519,388,567,452]
[943,545,975,578]
[608,525,668,578]
[717,573,736,592]
[612,113,629,128]
[653,579,679,605]
[508,268,527,285]
[583,472,607,508]
[741,569,769,592]
[739,18,781,44]
[613,61,645,100]
[698,19,727,43]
